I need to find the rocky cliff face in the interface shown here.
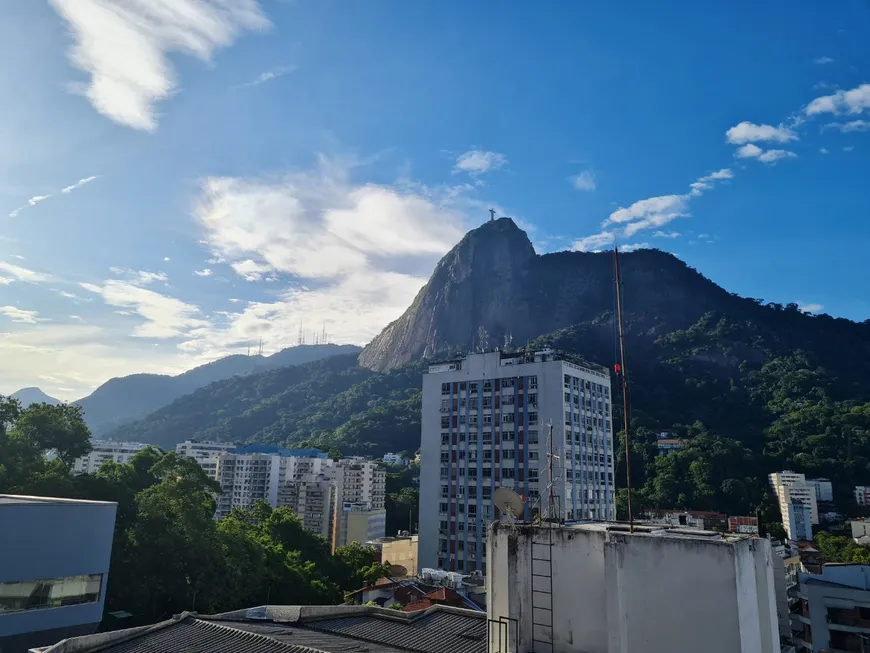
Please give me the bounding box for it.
[358,218,743,372]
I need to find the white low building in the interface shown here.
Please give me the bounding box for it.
[486,521,780,653]
[72,441,150,474]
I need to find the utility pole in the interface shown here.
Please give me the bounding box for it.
[614,246,634,533]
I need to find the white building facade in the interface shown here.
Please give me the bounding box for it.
[331,458,387,551]
[419,349,615,574]
[769,471,819,540]
[72,441,151,474]
[486,521,780,653]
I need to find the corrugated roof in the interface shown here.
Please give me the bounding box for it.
[36,606,486,653]
[308,609,486,653]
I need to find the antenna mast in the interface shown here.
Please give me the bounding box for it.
[613,245,634,533]
[545,421,560,521]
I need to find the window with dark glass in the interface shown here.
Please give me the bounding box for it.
[0,574,103,613]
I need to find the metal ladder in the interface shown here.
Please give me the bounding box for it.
[531,526,555,652]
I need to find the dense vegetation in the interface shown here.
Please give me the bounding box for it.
[0,398,389,626]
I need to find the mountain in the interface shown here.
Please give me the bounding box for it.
[10,387,62,407]
[361,217,870,375]
[75,343,361,436]
[108,219,870,520]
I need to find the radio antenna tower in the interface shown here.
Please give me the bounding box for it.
[258,337,263,356]
[321,320,327,344]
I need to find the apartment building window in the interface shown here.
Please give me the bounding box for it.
[503,449,515,459]
[441,416,450,428]
[483,414,492,425]
[502,394,515,406]
[458,521,465,531]
[440,467,449,480]
[529,451,538,460]
[440,452,449,463]
[483,381,492,392]
[483,487,492,499]
[528,412,539,426]
[468,504,477,517]
[502,468,515,479]
[529,469,539,482]
[482,396,492,409]
[469,415,478,426]
[470,382,478,394]
[468,468,478,480]
[459,381,467,391]
[564,392,571,402]
[565,410,572,425]
[528,375,538,389]
[469,433,478,445]
[502,378,515,388]
[0,574,103,613]
[528,393,537,405]
[439,502,449,513]
[503,413,514,424]
[502,430,514,441]
[441,433,450,445]
[441,382,451,395]
[483,450,492,462]
[482,468,492,478]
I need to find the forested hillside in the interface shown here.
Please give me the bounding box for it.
[105,219,870,520]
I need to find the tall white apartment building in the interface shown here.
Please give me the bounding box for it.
[277,472,335,538]
[175,440,234,480]
[419,349,615,574]
[331,458,387,551]
[769,471,819,541]
[72,441,151,474]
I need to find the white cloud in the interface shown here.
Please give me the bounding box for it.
[799,302,824,313]
[653,231,680,239]
[758,149,797,163]
[0,261,52,283]
[49,0,270,131]
[0,306,47,324]
[108,267,168,285]
[58,291,79,299]
[620,242,651,252]
[0,323,197,398]
[824,119,870,133]
[844,146,855,152]
[814,56,835,65]
[163,256,171,262]
[606,194,689,237]
[570,170,596,192]
[698,169,734,182]
[60,175,99,193]
[571,231,614,252]
[188,159,473,354]
[735,144,796,163]
[194,268,213,277]
[453,150,508,175]
[806,84,870,116]
[69,315,84,322]
[80,280,207,339]
[239,65,295,88]
[726,121,797,144]
[820,147,829,154]
[230,259,273,281]
[28,194,52,206]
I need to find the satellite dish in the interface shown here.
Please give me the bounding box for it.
[494,487,525,520]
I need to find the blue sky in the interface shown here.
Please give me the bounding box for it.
[1,0,869,399]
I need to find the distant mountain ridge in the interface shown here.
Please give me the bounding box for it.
[108,218,870,463]
[10,387,62,408]
[72,343,362,436]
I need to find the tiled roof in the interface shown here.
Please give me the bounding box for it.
[403,600,433,612]
[35,605,486,653]
[50,617,328,653]
[308,607,486,653]
[422,588,463,603]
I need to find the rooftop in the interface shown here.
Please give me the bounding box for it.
[33,605,486,653]
[507,520,753,543]
[0,493,116,507]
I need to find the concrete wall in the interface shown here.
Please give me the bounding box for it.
[487,523,779,653]
[381,537,419,577]
[0,498,116,647]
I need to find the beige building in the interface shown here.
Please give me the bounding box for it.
[72,441,150,474]
[330,458,387,551]
[277,472,335,539]
[769,471,819,540]
[372,535,419,577]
